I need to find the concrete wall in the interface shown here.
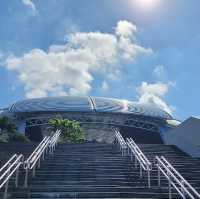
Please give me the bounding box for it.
[163,117,200,157]
[82,124,114,143]
[22,112,163,131]
[21,112,163,143]
[16,120,26,134]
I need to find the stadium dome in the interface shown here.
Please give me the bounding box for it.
[3,96,177,143]
[9,96,172,120]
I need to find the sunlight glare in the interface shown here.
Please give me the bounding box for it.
[134,0,160,11]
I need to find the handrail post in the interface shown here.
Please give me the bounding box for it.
[167,166,172,199]
[140,164,143,178]
[32,164,36,177]
[24,164,29,188]
[42,149,45,160]
[122,147,126,157]
[38,158,41,169]
[3,163,10,199]
[15,166,19,188]
[181,180,186,199]
[50,144,53,154]
[124,147,126,156]
[158,164,161,187]
[169,179,172,199]
[147,170,151,188]
[51,145,54,154]
[49,145,52,154]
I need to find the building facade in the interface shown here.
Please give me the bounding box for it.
[1,96,180,143]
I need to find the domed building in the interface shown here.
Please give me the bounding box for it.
[1,96,180,143]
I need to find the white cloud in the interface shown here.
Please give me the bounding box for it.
[138,82,168,97]
[137,82,172,114]
[101,81,109,91]
[115,20,137,37]
[5,21,152,99]
[116,21,153,60]
[22,0,37,15]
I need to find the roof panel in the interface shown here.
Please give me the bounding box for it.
[92,97,125,113]
[10,96,93,113]
[93,97,172,120]
[127,102,172,119]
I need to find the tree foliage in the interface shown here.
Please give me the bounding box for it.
[0,116,29,143]
[0,116,17,133]
[49,118,85,143]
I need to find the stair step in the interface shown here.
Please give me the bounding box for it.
[1,142,200,198]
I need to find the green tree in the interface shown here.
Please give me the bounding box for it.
[0,116,29,143]
[49,118,85,143]
[49,118,63,131]
[0,116,17,133]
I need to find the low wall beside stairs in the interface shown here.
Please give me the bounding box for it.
[163,117,200,157]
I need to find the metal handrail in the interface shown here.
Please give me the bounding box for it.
[114,130,127,156]
[126,138,152,188]
[156,156,200,199]
[0,154,24,199]
[29,137,51,170]
[25,136,49,164]
[128,138,152,167]
[24,130,61,187]
[49,130,61,154]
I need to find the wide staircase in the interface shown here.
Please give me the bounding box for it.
[1,140,200,198]
[139,144,200,194]
[1,143,162,198]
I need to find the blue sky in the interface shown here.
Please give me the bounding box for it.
[0,0,200,120]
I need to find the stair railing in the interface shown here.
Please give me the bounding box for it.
[0,154,24,199]
[155,156,200,199]
[23,136,50,187]
[126,138,152,188]
[23,130,61,187]
[49,130,61,154]
[114,130,127,156]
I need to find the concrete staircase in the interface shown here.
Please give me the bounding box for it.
[1,142,200,198]
[139,144,200,194]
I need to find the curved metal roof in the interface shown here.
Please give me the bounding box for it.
[9,96,172,120]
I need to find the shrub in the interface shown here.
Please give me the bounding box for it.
[0,116,17,133]
[49,118,85,143]
[0,116,31,143]
[0,136,8,143]
[9,132,30,143]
